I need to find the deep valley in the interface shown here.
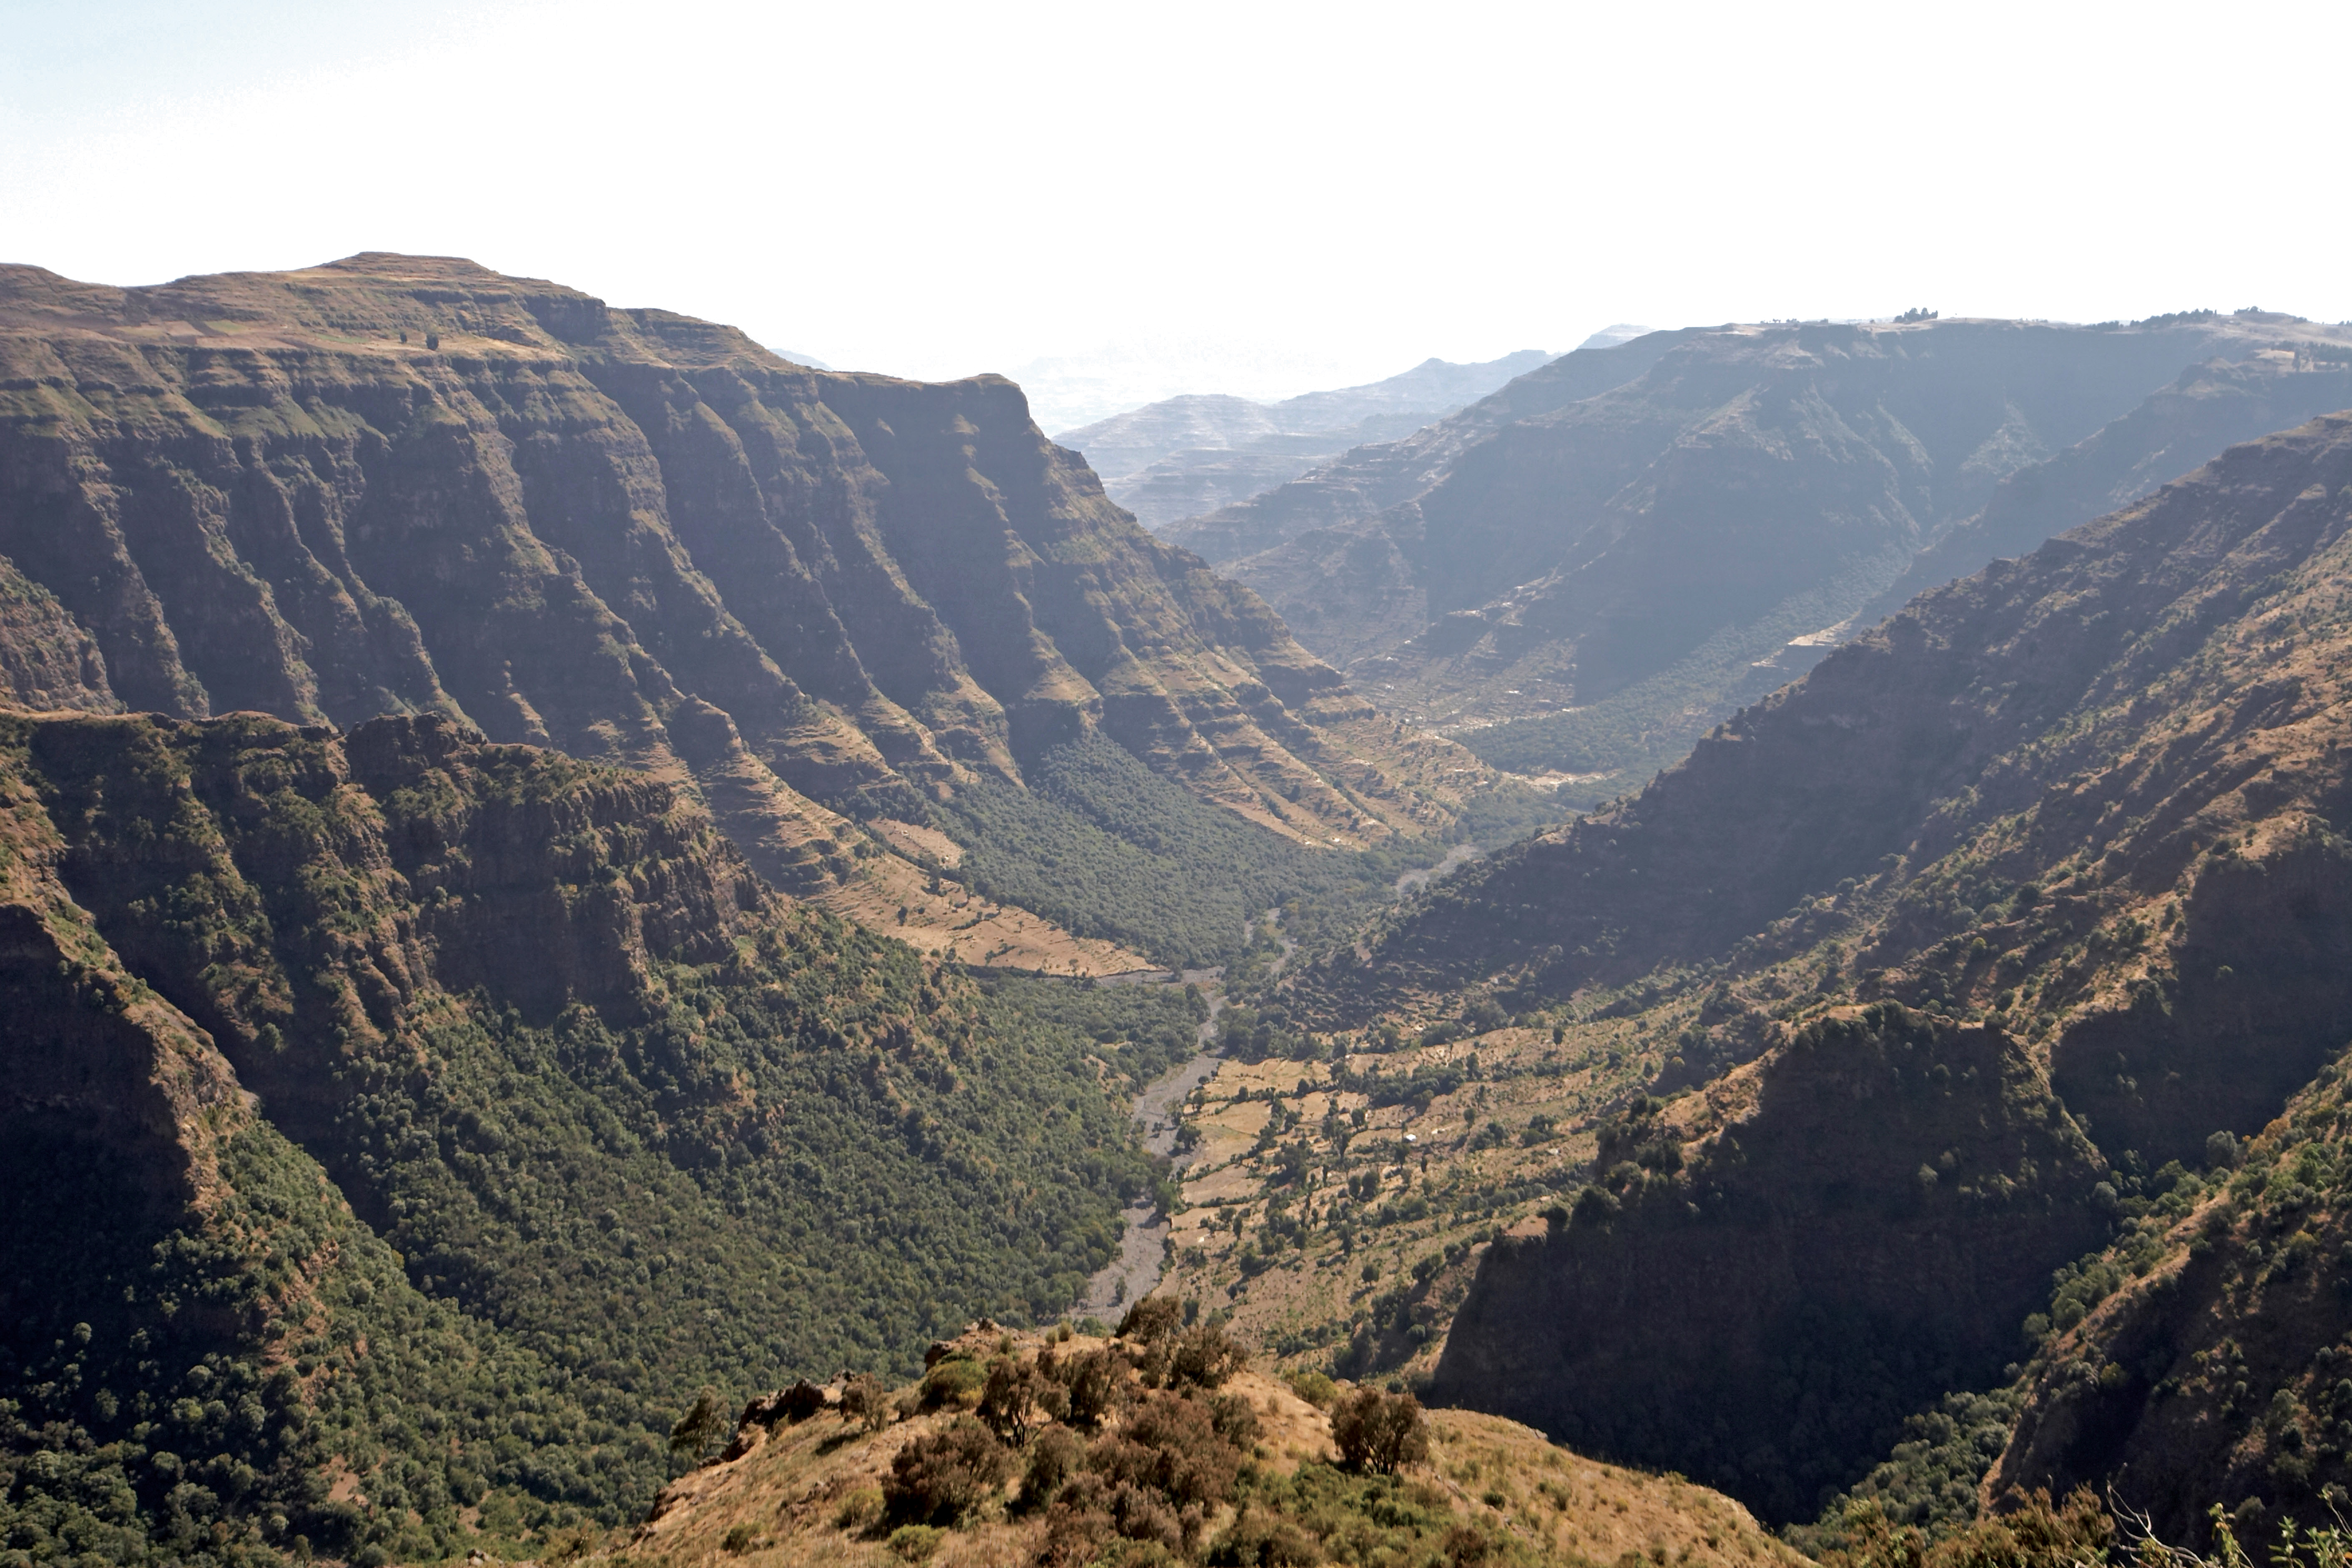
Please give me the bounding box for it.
[5,258,2352,1568]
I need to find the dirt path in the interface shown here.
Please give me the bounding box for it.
[1072,956,1249,1319]
[1393,843,1481,897]
[1069,908,1327,1318]
[1074,865,1486,1320]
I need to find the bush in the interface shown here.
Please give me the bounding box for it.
[669,1389,725,1463]
[843,1372,893,1432]
[1119,1295,1183,1344]
[1061,1346,1132,1430]
[1022,1425,1087,1509]
[1208,1391,1261,1448]
[1207,1508,1323,1566]
[835,1487,885,1531]
[1286,1369,1338,1409]
[1094,1393,1243,1510]
[1332,1387,1429,1475]
[1165,1323,1249,1391]
[919,1356,989,1411]
[883,1415,1012,1525]
[886,1523,946,1561]
[979,1355,1068,1445]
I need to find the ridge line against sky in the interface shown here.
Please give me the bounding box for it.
[3,0,2346,426]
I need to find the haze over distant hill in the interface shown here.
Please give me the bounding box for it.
[1163,313,2352,803]
[1055,349,1549,528]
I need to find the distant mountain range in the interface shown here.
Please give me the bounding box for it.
[1160,313,2352,803]
[1055,350,1549,528]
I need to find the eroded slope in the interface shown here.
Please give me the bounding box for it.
[0,253,1489,966]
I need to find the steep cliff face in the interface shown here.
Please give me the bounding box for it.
[0,710,1180,1562]
[0,255,1479,963]
[1326,411,2352,1037]
[1436,1006,2109,1525]
[1345,412,2352,1523]
[1176,314,2352,797]
[1979,1055,2352,1545]
[0,554,119,712]
[1863,344,2352,626]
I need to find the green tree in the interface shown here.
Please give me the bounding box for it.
[669,1390,727,1465]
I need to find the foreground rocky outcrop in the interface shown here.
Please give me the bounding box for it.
[622,1318,1804,1568]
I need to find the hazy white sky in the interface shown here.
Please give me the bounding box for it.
[4,0,2346,426]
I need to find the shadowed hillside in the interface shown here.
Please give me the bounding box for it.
[1057,349,1548,527]
[0,254,1499,968]
[1168,313,2352,803]
[1233,410,2352,1528]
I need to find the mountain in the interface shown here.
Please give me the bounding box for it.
[1154,329,1694,569]
[0,253,1500,970]
[1055,351,1549,528]
[0,707,1202,1564]
[1167,314,2352,805]
[1239,409,2352,1532]
[1574,324,1657,352]
[1860,337,2352,625]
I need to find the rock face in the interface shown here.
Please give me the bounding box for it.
[0,254,1473,936]
[1441,1006,2111,1526]
[1169,315,2352,794]
[1057,350,1549,527]
[1330,411,2352,1523]
[0,555,117,712]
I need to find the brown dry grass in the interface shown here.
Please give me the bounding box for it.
[818,849,1153,977]
[549,1325,1805,1568]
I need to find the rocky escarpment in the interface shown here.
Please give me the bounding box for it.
[1156,330,1692,569]
[0,553,118,712]
[1862,341,2352,625]
[0,255,1482,957]
[1330,411,2352,1524]
[1176,314,2352,795]
[1438,1005,2110,1525]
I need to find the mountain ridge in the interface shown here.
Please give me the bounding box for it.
[1169,314,2352,805]
[0,252,1499,969]
[1057,349,1549,527]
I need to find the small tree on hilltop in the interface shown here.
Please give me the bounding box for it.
[1118,1295,1182,1344]
[841,1371,892,1433]
[668,1388,726,1465]
[1060,1346,1131,1430]
[1332,1386,1429,1475]
[979,1355,1067,1447]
